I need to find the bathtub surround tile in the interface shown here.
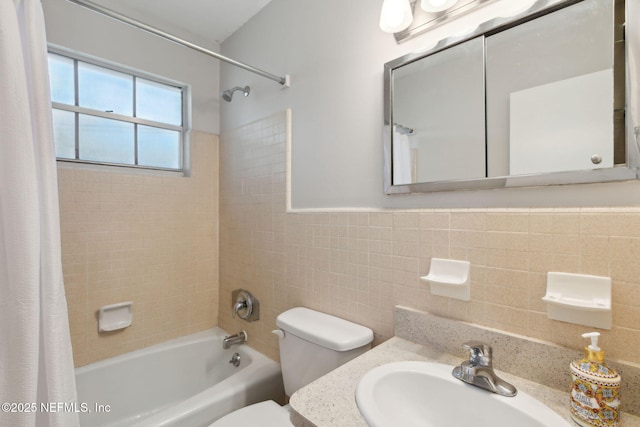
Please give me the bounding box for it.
[58,130,219,366]
[219,111,640,368]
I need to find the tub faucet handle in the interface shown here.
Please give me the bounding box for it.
[232,300,247,319]
[231,289,260,322]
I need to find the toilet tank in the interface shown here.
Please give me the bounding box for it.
[275,307,374,397]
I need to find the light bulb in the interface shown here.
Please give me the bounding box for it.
[379,0,413,33]
[420,0,459,13]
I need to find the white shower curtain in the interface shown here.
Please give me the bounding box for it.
[0,0,79,426]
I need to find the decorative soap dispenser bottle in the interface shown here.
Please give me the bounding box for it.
[570,332,621,427]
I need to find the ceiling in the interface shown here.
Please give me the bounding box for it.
[88,0,272,46]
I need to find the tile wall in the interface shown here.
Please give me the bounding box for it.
[219,111,640,364]
[58,130,219,367]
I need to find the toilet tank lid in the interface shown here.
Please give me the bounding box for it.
[276,307,373,351]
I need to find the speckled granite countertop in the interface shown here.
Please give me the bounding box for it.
[289,307,640,427]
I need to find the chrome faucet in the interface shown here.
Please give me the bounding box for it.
[232,300,247,319]
[231,289,259,321]
[223,330,247,349]
[452,341,517,397]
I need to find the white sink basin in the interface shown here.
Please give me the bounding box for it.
[355,361,572,427]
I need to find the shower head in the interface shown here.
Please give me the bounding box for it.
[221,85,250,102]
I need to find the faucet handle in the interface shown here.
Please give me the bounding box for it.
[231,289,260,322]
[462,341,493,366]
[232,300,246,319]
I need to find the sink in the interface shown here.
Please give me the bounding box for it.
[355,361,572,427]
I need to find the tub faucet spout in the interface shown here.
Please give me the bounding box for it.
[223,330,247,349]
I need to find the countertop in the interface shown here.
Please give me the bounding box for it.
[289,336,640,427]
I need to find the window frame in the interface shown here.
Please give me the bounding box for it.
[48,45,191,174]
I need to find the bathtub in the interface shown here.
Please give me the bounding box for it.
[75,328,284,427]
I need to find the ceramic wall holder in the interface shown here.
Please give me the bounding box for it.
[98,301,133,332]
[420,258,470,301]
[542,272,611,330]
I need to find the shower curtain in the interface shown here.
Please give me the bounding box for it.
[392,126,413,185]
[0,0,79,426]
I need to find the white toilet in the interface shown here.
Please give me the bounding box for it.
[210,307,374,426]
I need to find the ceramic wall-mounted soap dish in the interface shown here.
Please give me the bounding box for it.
[98,301,133,332]
[542,272,611,329]
[420,258,470,301]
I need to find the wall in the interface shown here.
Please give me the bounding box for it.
[220,0,640,209]
[219,111,640,366]
[219,113,288,360]
[217,0,640,366]
[59,131,218,367]
[43,0,222,366]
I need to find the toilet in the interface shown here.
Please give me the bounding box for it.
[210,307,374,426]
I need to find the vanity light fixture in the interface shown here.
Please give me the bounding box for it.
[497,0,537,17]
[381,0,500,43]
[379,0,414,33]
[420,0,459,13]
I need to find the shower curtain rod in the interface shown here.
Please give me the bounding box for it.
[394,123,415,135]
[65,0,288,86]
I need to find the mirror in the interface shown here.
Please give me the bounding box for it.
[384,0,638,194]
[393,37,485,184]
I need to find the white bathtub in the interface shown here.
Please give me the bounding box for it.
[75,328,284,427]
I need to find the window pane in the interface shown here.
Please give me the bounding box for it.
[138,125,181,169]
[52,109,75,159]
[78,62,133,116]
[79,114,134,164]
[136,78,182,126]
[48,53,75,105]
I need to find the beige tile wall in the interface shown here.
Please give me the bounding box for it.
[59,130,219,367]
[219,111,640,364]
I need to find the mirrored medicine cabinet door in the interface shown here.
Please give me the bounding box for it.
[384,0,637,194]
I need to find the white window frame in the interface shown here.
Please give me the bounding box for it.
[48,45,191,174]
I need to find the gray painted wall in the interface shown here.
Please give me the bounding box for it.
[221,0,640,209]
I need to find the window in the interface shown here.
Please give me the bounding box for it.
[47,49,188,172]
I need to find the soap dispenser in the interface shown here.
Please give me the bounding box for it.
[570,332,621,427]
